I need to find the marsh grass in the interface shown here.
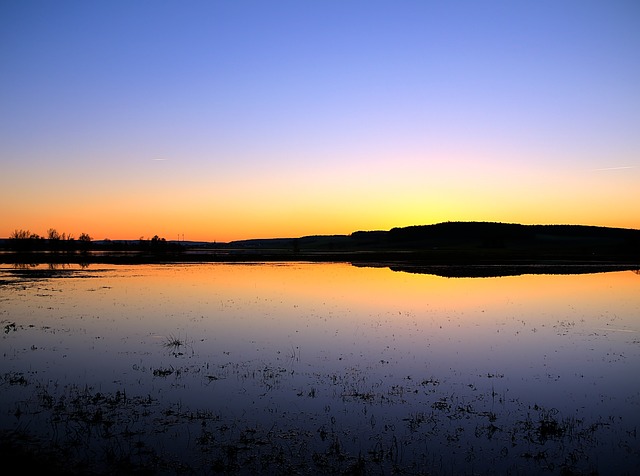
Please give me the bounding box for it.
[162,333,184,348]
[161,333,193,357]
[2,365,636,476]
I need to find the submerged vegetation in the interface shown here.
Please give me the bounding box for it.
[2,360,636,475]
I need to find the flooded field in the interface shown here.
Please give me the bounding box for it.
[1,263,639,475]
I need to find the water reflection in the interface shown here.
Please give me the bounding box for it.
[1,263,639,474]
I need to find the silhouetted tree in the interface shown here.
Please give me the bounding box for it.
[138,235,167,251]
[8,229,45,250]
[76,233,92,252]
[46,228,76,250]
[10,229,31,240]
[47,228,60,241]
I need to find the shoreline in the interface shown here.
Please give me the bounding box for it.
[1,249,638,278]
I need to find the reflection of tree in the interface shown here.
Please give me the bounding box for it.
[12,263,37,270]
[48,263,71,270]
[634,270,640,276]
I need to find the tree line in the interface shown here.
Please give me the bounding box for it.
[10,228,92,243]
[5,228,181,253]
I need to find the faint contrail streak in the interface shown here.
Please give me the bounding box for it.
[593,165,637,171]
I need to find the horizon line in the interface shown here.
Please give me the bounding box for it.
[3,221,639,243]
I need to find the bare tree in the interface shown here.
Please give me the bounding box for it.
[10,229,31,240]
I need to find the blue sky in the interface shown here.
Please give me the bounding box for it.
[1,1,639,240]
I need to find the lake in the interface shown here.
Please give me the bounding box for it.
[1,262,639,475]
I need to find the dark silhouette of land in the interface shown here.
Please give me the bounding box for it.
[2,222,639,277]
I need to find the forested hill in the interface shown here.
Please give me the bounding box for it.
[354,222,640,249]
[231,222,640,249]
[228,222,640,261]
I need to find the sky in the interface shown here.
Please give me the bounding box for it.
[1,0,639,242]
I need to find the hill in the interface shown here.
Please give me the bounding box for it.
[225,221,639,257]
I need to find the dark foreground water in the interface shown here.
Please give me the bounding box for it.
[1,263,639,475]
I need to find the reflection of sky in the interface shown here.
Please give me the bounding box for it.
[2,264,639,399]
[2,263,639,472]
[1,2,639,240]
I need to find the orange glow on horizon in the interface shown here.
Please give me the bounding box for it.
[2,214,639,243]
[2,155,638,242]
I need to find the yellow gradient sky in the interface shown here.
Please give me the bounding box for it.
[2,1,639,242]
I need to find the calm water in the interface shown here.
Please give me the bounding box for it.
[1,263,639,474]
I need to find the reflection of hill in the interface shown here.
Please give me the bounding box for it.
[378,264,640,278]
